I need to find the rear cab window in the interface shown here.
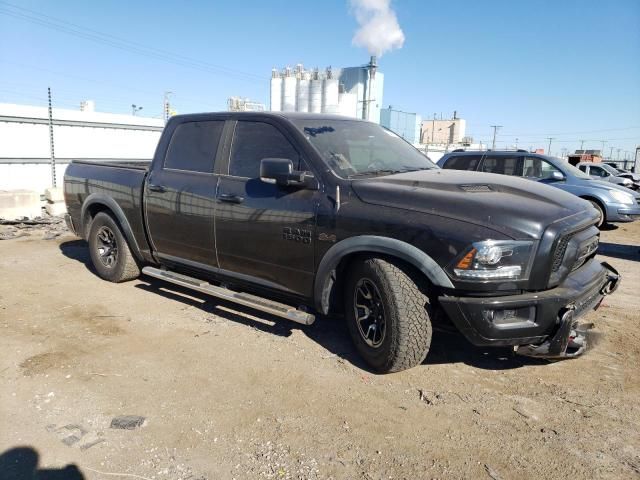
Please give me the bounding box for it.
[164,121,225,173]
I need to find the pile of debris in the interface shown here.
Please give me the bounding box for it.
[0,215,69,241]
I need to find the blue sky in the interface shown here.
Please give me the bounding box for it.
[0,0,638,157]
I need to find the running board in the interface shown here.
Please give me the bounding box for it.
[141,266,315,325]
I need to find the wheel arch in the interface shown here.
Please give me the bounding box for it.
[313,235,453,315]
[578,195,607,221]
[80,194,144,260]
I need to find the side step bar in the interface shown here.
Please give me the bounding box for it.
[141,266,315,325]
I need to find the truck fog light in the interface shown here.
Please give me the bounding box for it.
[483,306,536,326]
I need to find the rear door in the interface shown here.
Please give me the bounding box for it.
[144,119,225,267]
[214,119,318,297]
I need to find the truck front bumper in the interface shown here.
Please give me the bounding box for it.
[438,260,620,358]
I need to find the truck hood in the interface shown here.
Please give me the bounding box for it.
[350,169,595,240]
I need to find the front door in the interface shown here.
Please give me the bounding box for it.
[215,120,317,297]
[145,120,225,267]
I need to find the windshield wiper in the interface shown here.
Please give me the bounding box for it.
[348,169,403,178]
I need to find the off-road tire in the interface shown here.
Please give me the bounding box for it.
[345,257,432,373]
[588,200,605,228]
[88,212,140,282]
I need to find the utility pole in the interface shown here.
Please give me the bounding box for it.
[490,125,502,150]
[515,137,519,149]
[546,137,555,156]
[609,146,614,159]
[47,87,56,188]
[131,104,143,116]
[579,139,585,151]
[616,148,621,160]
[600,140,607,158]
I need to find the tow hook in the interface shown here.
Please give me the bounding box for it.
[515,308,593,360]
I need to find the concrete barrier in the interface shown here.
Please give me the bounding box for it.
[0,190,42,220]
[44,187,65,203]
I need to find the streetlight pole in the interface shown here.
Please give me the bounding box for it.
[131,104,143,116]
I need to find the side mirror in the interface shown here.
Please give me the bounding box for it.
[550,171,565,181]
[260,158,315,188]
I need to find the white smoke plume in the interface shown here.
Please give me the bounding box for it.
[350,0,405,57]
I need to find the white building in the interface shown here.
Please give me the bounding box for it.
[0,102,163,191]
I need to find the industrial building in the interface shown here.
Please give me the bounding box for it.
[380,107,422,144]
[270,57,384,123]
[421,114,466,145]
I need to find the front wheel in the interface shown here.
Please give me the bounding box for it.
[88,212,140,282]
[588,200,605,228]
[345,257,432,373]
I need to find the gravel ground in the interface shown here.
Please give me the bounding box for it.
[0,220,639,479]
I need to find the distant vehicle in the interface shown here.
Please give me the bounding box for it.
[63,113,620,371]
[438,150,640,227]
[576,162,636,190]
[605,166,640,189]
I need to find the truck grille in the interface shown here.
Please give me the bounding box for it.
[551,234,573,272]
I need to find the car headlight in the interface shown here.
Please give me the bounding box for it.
[609,189,635,205]
[452,240,535,281]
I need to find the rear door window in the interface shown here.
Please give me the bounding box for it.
[164,121,224,173]
[229,121,300,178]
[481,156,522,176]
[442,155,482,171]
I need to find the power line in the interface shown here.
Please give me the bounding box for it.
[0,1,266,83]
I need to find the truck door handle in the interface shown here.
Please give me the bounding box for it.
[148,184,167,193]
[218,193,244,204]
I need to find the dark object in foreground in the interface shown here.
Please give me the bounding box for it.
[64,112,620,372]
[110,415,145,430]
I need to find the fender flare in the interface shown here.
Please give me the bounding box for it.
[313,235,454,314]
[80,193,144,260]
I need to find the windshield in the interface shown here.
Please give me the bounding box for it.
[292,119,437,178]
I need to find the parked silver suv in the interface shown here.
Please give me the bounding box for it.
[438,151,640,227]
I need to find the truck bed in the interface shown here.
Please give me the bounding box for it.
[64,159,151,255]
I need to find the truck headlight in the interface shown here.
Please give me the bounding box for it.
[452,240,535,281]
[609,189,635,205]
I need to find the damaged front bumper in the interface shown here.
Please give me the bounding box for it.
[515,262,619,359]
[439,260,620,359]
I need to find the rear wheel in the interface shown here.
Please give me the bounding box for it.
[588,200,605,228]
[345,257,432,373]
[88,212,140,282]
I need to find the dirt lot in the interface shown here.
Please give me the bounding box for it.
[1,220,639,480]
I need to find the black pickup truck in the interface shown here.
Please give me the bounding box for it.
[64,112,619,372]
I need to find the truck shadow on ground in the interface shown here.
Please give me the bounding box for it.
[59,239,547,373]
[135,277,547,373]
[59,239,96,274]
[598,242,640,261]
[0,447,84,480]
